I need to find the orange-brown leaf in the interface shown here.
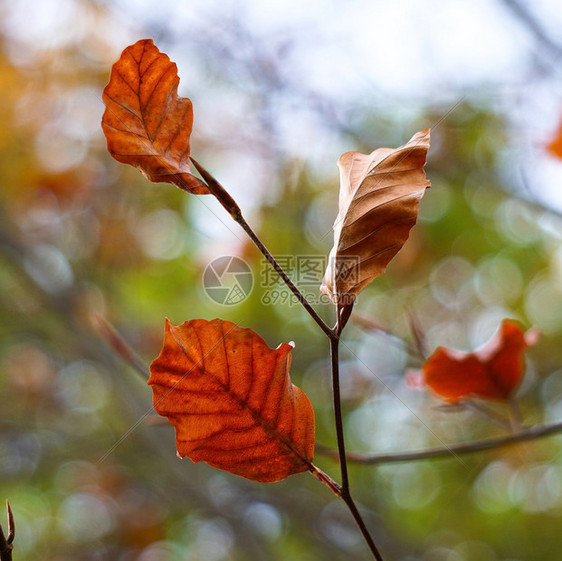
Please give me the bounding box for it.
[420,319,538,403]
[148,319,315,483]
[101,39,209,194]
[321,129,431,305]
[547,119,562,160]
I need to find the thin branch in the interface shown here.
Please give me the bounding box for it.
[0,501,14,561]
[95,314,150,380]
[190,157,333,337]
[317,420,562,465]
[508,398,523,432]
[351,311,421,361]
[405,308,429,359]
[461,400,512,431]
[342,494,383,561]
[330,334,384,561]
[330,335,350,491]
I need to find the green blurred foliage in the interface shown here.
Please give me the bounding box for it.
[1,2,562,561]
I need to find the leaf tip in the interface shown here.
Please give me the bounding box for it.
[137,37,156,46]
[408,128,431,150]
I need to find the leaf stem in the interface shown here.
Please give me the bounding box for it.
[95,314,150,380]
[308,464,342,496]
[330,334,384,561]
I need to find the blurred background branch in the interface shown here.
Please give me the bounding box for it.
[319,420,562,465]
[500,0,562,61]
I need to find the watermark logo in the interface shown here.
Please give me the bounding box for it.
[203,256,253,305]
[203,254,360,307]
[260,255,360,307]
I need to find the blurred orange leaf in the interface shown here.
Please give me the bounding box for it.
[148,318,315,482]
[321,129,431,306]
[547,119,562,160]
[101,39,209,194]
[419,319,539,403]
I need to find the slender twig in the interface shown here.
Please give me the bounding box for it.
[316,419,562,465]
[342,494,384,560]
[405,308,429,359]
[95,314,150,380]
[330,333,384,561]
[0,501,14,561]
[508,398,523,432]
[330,334,350,491]
[190,157,333,338]
[351,311,421,361]
[462,400,512,431]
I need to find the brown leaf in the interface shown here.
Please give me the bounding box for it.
[418,319,539,403]
[148,319,315,483]
[101,39,209,194]
[321,129,431,305]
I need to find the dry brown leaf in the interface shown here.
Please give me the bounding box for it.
[321,129,431,305]
[101,39,209,194]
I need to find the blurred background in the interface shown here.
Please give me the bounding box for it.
[2,0,562,559]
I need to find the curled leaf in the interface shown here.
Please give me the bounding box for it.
[419,319,538,403]
[102,39,209,194]
[148,319,315,483]
[321,129,431,305]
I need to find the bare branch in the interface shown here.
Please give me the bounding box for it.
[95,314,150,380]
[318,420,562,464]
